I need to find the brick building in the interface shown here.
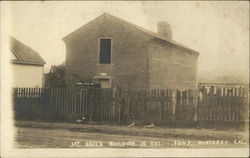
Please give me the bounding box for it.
[63,13,199,89]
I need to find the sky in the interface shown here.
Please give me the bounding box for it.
[6,1,249,82]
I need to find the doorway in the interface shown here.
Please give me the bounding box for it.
[99,78,111,88]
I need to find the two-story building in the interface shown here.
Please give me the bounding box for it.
[63,13,199,89]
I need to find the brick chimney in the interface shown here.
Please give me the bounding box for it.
[157,21,172,40]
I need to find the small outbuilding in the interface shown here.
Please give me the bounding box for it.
[10,36,46,87]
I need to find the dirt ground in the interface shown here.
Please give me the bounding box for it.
[14,121,249,148]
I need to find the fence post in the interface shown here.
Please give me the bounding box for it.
[172,90,176,121]
[127,88,131,121]
[160,90,166,120]
[193,90,198,121]
[243,88,249,129]
[89,88,93,122]
[117,88,122,123]
[13,88,17,119]
[197,86,205,126]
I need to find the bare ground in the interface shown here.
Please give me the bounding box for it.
[14,121,249,148]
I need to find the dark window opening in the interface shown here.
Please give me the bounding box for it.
[99,38,111,64]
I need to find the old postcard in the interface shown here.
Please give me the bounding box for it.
[0,1,249,157]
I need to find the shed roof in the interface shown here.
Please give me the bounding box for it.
[10,36,46,65]
[63,13,199,56]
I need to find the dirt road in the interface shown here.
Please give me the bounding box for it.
[14,121,248,148]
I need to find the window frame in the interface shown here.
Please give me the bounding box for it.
[98,37,113,64]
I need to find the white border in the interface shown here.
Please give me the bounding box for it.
[5,148,250,157]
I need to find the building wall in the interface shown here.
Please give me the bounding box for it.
[148,39,198,89]
[148,40,171,89]
[12,63,44,87]
[169,45,198,90]
[64,15,151,89]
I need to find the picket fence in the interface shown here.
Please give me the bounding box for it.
[13,86,249,128]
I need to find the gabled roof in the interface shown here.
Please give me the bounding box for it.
[10,36,46,65]
[63,12,199,56]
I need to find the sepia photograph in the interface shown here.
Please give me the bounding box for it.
[0,1,249,157]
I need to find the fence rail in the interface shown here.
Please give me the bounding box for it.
[13,86,249,128]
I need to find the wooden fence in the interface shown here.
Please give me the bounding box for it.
[13,86,248,128]
[197,86,248,127]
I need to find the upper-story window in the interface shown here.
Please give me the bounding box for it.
[99,38,112,64]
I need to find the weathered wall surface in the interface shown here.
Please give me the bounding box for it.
[148,39,198,89]
[64,15,151,89]
[65,14,198,90]
[12,64,44,87]
[148,40,171,89]
[169,45,198,90]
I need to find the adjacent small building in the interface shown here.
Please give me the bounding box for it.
[10,36,46,87]
[63,13,199,89]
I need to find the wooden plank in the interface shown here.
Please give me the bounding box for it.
[232,88,236,122]
[33,88,37,114]
[54,88,58,114]
[81,88,85,117]
[58,88,62,114]
[82,88,85,116]
[59,88,62,114]
[74,87,78,116]
[242,88,248,123]
[238,87,243,122]
[85,88,89,120]
[100,89,103,121]
[107,88,111,121]
[27,88,31,114]
[24,88,28,115]
[234,88,239,122]
[167,89,171,120]
[48,88,52,114]
[65,88,69,116]
[228,88,232,123]
[55,88,59,114]
[172,90,176,120]
[79,88,82,116]
[179,90,183,120]
[70,88,73,115]
[66,88,69,115]
[203,87,208,122]
[217,87,221,122]
[58,88,63,115]
[64,88,68,115]
[222,88,226,122]
[36,88,41,112]
[52,88,56,114]
[36,88,39,114]
[61,88,67,116]
[168,89,172,119]
[89,88,93,122]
